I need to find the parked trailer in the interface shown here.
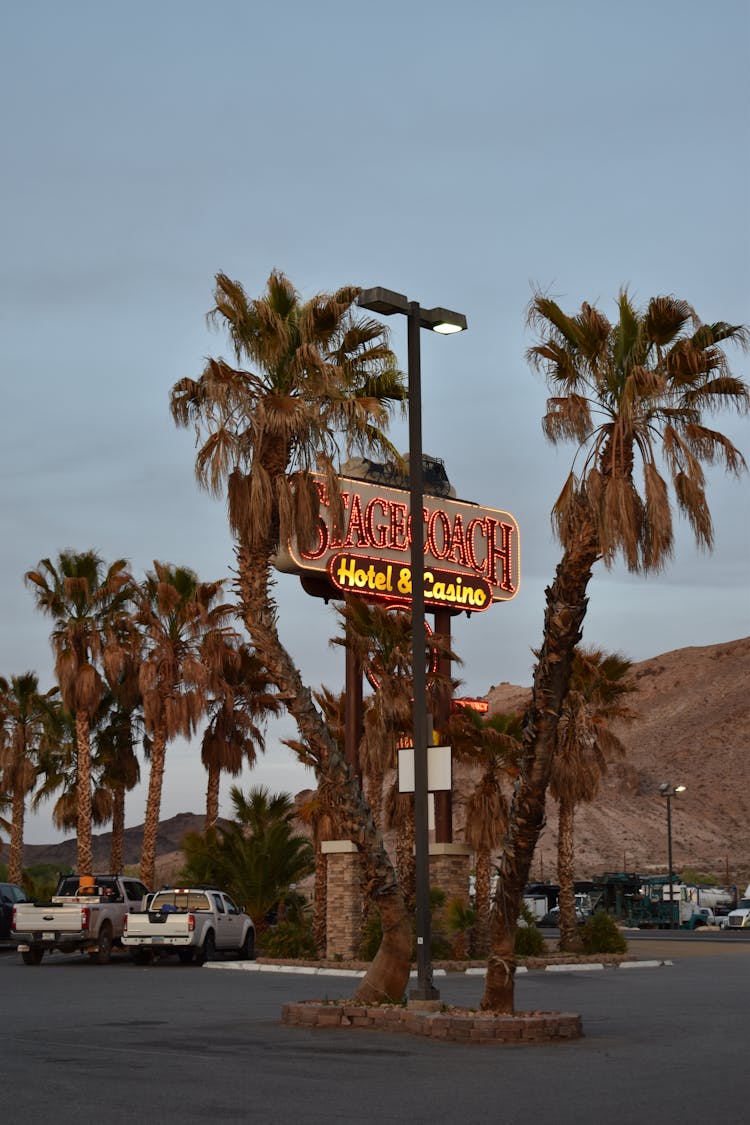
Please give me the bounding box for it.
[626,878,711,930]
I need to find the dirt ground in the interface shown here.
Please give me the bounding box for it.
[626,936,750,959]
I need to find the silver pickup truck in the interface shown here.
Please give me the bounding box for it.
[12,874,151,964]
[122,887,255,964]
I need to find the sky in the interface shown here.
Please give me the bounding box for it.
[2,1,748,845]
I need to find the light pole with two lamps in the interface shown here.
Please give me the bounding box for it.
[658,781,686,929]
[356,287,467,1001]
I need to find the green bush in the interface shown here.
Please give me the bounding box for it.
[514,920,546,957]
[430,933,454,959]
[22,864,62,902]
[445,897,476,959]
[261,919,317,959]
[580,910,628,954]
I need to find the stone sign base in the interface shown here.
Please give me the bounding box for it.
[281,1001,582,1044]
[322,840,473,961]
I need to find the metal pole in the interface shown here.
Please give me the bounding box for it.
[407,301,437,1001]
[666,795,674,929]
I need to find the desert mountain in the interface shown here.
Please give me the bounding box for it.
[484,636,750,885]
[12,812,208,875]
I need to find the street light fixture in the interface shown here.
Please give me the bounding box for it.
[357,286,467,1001]
[658,782,686,929]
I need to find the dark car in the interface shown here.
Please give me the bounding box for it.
[0,882,29,942]
[539,905,588,928]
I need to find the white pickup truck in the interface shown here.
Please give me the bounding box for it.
[12,874,151,964]
[122,886,255,964]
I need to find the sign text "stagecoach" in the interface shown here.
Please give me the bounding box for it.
[274,474,520,608]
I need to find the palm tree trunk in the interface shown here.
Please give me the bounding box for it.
[75,709,94,877]
[556,797,583,952]
[473,848,492,958]
[395,807,415,909]
[236,541,412,1003]
[205,763,221,829]
[9,786,25,886]
[110,787,126,873]
[481,532,598,1012]
[140,728,167,889]
[365,768,384,831]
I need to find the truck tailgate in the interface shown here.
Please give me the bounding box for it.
[123,912,193,942]
[13,903,91,934]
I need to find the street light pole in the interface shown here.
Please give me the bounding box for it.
[405,300,434,999]
[659,782,686,929]
[357,287,466,1002]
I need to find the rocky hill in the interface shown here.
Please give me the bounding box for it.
[484,636,750,885]
[8,637,750,889]
[10,813,207,884]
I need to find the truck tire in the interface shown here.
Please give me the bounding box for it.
[196,931,216,965]
[90,923,113,964]
[238,928,255,961]
[21,946,44,966]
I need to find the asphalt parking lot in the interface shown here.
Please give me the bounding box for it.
[3,934,750,1124]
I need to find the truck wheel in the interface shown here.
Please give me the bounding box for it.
[90,923,113,964]
[238,929,255,961]
[21,947,44,966]
[196,931,216,965]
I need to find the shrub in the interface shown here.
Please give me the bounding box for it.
[261,919,317,959]
[445,897,476,959]
[514,920,546,957]
[580,910,628,954]
[23,864,61,902]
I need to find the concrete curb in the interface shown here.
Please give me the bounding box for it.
[205,958,673,976]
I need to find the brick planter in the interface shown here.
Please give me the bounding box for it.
[281,1001,582,1044]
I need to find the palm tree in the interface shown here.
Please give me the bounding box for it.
[25,550,133,876]
[96,696,141,873]
[291,686,344,956]
[336,597,455,912]
[448,708,522,956]
[170,271,414,1002]
[334,598,414,826]
[34,703,114,840]
[98,600,144,872]
[550,648,634,951]
[0,673,58,884]
[181,784,314,931]
[135,562,238,889]
[482,291,748,1012]
[201,642,280,829]
[296,786,337,957]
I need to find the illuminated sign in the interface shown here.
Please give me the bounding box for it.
[451,698,490,714]
[328,553,493,612]
[275,473,520,610]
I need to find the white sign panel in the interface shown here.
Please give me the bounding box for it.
[397,745,452,793]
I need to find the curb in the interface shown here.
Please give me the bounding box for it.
[204,958,672,976]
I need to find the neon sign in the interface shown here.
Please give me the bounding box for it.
[329,553,493,612]
[275,473,520,611]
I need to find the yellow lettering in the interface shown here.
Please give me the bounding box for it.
[336,557,357,587]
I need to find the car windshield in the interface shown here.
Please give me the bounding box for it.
[737,899,750,909]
